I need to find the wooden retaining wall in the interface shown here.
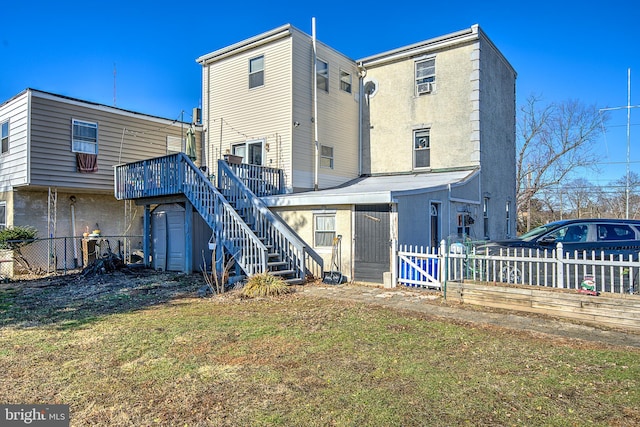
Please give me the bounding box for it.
[445,282,640,332]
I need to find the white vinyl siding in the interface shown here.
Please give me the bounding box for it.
[0,91,29,191]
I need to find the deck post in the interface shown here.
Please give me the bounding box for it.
[143,205,151,267]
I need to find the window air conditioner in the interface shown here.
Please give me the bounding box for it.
[418,82,432,94]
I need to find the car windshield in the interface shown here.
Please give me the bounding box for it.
[518,224,556,242]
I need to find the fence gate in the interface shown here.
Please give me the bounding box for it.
[397,245,440,289]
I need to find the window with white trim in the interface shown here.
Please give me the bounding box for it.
[340,70,351,93]
[317,59,328,92]
[415,57,435,95]
[483,197,490,239]
[506,201,512,237]
[413,128,430,169]
[72,119,98,154]
[249,55,264,89]
[314,214,336,247]
[320,145,334,169]
[1,120,8,154]
[0,202,6,230]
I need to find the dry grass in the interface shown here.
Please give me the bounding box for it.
[0,272,639,426]
[241,272,291,298]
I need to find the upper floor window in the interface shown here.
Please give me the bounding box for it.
[72,119,98,154]
[340,70,352,93]
[415,57,435,95]
[249,55,264,89]
[413,129,430,169]
[1,120,8,154]
[0,202,5,230]
[317,59,328,92]
[320,145,334,169]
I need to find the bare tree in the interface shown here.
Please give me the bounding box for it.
[517,95,607,231]
[605,172,640,219]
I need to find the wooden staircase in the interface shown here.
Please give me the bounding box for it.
[114,153,323,283]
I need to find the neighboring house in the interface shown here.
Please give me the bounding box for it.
[188,24,516,285]
[0,88,204,274]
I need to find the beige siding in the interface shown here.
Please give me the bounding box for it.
[204,35,293,185]
[272,204,353,278]
[364,41,477,174]
[291,31,361,191]
[28,91,188,192]
[0,91,29,191]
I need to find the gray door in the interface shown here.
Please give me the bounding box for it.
[354,204,391,283]
[152,212,167,271]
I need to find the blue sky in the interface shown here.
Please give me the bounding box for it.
[2,0,639,185]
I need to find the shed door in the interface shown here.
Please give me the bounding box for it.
[166,210,185,271]
[152,212,167,271]
[354,204,391,283]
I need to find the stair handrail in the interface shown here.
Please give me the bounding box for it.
[218,160,324,279]
[115,153,268,276]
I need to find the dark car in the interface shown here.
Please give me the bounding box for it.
[478,219,640,257]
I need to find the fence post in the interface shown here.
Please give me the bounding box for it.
[440,239,447,299]
[556,242,564,288]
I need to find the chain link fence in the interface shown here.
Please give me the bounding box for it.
[0,235,143,279]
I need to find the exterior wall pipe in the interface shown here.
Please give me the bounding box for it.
[357,62,366,176]
[312,17,319,191]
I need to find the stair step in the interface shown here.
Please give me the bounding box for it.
[283,277,304,285]
[268,261,288,268]
[269,269,297,277]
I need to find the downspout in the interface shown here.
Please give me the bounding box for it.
[312,17,319,191]
[357,62,366,176]
[70,196,77,268]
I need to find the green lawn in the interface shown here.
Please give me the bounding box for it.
[0,278,638,426]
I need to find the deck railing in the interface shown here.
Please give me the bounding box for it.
[227,162,285,197]
[114,153,268,276]
[218,160,324,279]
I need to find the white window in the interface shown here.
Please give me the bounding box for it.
[72,119,98,154]
[317,59,328,92]
[314,214,336,247]
[1,120,8,154]
[0,202,5,230]
[320,145,334,169]
[506,201,511,237]
[340,70,352,93]
[233,140,263,165]
[483,197,490,239]
[249,55,264,89]
[413,129,430,169]
[415,57,435,95]
[457,212,471,237]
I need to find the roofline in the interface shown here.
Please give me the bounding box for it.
[196,24,293,65]
[358,24,516,76]
[16,88,191,126]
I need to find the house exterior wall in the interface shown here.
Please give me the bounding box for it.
[477,33,517,239]
[198,25,360,193]
[271,204,353,279]
[27,90,191,192]
[0,91,29,192]
[361,35,478,175]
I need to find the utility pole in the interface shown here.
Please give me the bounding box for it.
[599,68,639,219]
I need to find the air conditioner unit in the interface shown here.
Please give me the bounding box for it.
[417,82,432,94]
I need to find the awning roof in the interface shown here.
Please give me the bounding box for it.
[262,169,478,207]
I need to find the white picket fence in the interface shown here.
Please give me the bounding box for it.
[397,242,640,295]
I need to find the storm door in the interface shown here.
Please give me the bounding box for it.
[354,204,391,283]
